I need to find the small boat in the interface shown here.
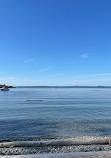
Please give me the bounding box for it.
[0,85,9,91]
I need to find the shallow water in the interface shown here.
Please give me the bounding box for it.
[0,88,111,140]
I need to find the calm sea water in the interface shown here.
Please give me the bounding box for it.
[0,88,111,140]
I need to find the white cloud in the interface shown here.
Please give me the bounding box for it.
[73,78,111,86]
[94,73,111,76]
[79,53,92,59]
[0,77,15,80]
[50,73,64,78]
[74,72,111,79]
[0,76,15,85]
[24,58,34,63]
[72,72,111,86]
[38,67,52,72]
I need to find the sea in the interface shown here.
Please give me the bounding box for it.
[0,87,111,140]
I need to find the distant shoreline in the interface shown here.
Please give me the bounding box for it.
[16,86,111,88]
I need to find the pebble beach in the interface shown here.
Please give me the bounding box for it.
[0,136,111,156]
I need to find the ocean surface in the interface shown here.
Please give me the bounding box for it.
[0,87,111,140]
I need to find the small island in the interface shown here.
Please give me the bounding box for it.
[0,84,16,88]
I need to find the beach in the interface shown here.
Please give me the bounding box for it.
[0,136,110,156]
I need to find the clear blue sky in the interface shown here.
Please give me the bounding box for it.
[0,0,111,86]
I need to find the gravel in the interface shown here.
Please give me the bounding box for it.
[0,145,110,155]
[0,136,111,156]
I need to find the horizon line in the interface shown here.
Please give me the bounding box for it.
[16,85,111,88]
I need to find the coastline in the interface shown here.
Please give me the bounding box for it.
[0,136,111,156]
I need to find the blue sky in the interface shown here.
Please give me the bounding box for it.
[0,0,111,86]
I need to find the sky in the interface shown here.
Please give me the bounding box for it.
[0,0,111,86]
